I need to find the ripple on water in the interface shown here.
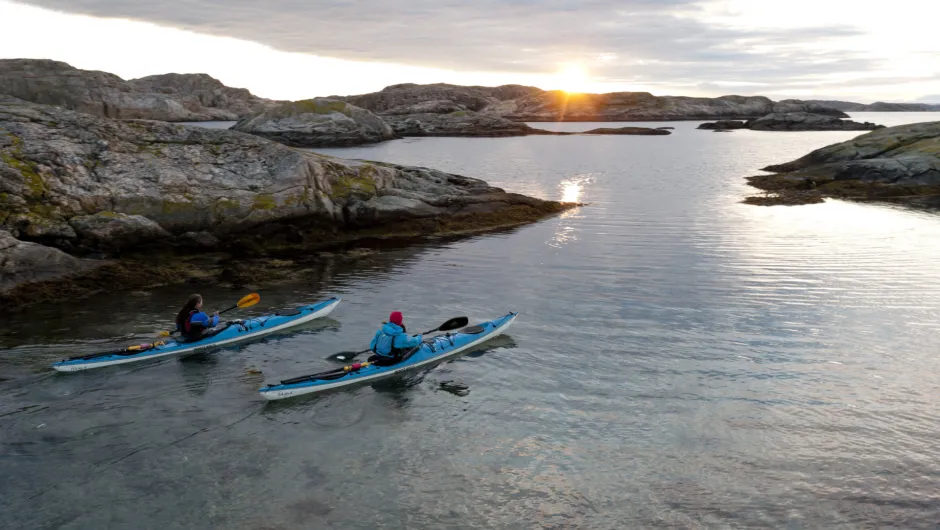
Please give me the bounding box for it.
[4,119,940,527]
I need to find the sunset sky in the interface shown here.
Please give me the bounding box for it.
[1,0,938,103]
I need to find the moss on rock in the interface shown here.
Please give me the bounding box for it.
[252,193,277,210]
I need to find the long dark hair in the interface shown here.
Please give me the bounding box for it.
[176,294,202,330]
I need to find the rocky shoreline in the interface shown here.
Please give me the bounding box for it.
[744,121,940,206]
[1,60,872,146]
[0,96,574,309]
[0,59,277,122]
[331,84,850,140]
[699,112,884,132]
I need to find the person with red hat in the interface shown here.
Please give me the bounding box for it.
[368,311,423,365]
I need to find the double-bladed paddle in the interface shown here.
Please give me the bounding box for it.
[327,316,469,362]
[158,292,261,337]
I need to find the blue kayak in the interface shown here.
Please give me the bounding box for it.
[260,312,517,400]
[53,297,341,372]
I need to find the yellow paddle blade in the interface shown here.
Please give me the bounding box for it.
[158,330,171,337]
[237,292,261,308]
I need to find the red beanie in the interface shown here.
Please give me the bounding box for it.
[389,311,404,326]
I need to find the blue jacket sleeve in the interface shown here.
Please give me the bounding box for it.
[190,312,217,328]
[396,333,423,349]
[369,330,381,351]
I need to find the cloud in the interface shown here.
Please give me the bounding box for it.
[17,0,869,80]
[12,0,940,102]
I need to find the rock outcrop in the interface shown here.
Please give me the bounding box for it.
[383,112,546,137]
[0,229,103,292]
[0,96,571,304]
[744,121,940,206]
[747,112,883,131]
[128,73,276,119]
[698,113,883,132]
[0,59,274,122]
[329,83,848,139]
[801,99,940,112]
[581,127,671,135]
[231,99,397,146]
[697,120,748,131]
[337,83,543,114]
[503,92,849,122]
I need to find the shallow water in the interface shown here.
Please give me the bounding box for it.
[3,114,940,529]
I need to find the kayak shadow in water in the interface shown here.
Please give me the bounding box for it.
[369,335,518,400]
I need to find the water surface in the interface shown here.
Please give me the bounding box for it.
[3,115,940,529]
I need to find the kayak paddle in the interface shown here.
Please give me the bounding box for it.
[328,316,469,362]
[158,292,261,337]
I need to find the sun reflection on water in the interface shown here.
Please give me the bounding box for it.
[549,175,594,247]
[561,179,584,203]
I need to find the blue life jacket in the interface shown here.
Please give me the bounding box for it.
[179,310,220,340]
[369,322,422,359]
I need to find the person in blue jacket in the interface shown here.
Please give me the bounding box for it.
[175,294,219,341]
[368,311,423,366]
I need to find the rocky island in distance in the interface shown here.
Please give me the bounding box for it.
[699,112,884,132]
[744,121,940,207]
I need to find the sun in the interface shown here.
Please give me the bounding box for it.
[552,65,592,94]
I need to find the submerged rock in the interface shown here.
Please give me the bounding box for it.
[0,59,274,121]
[439,380,470,396]
[0,96,572,305]
[231,98,397,147]
[745,121,940,206]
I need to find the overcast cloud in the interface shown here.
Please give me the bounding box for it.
[9,0,940,100]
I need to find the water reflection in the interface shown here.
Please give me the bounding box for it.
[548,175,594,248]
[560,175,594,203]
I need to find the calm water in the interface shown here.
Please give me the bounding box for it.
[3,114,940,529]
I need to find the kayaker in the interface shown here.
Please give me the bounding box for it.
[175,294,219,341]
[368,311,423,365]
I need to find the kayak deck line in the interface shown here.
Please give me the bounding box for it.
[52,297,342,373]
[260,311,517,401]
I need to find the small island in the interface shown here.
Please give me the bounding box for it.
[744,121,940,206]
[699,112,884,132]
[581,127,671,135]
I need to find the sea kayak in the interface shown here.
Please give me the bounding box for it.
[53,297,341,372]
[260,311,517,401]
